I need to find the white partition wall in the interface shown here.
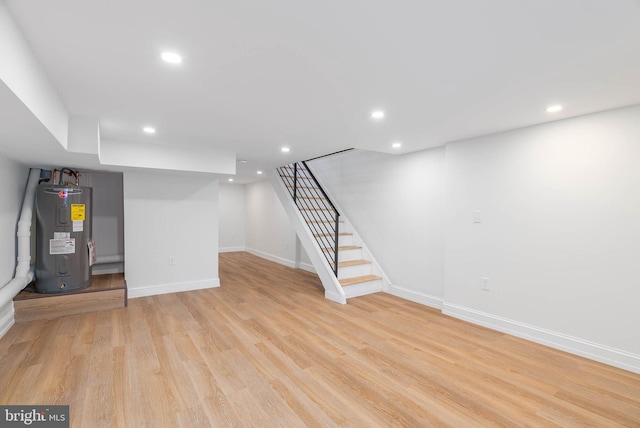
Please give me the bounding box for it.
[245,179,312,270]
[123,171,220,298]
[219,183,246,253]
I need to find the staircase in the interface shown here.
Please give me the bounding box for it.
[271,162,387,303]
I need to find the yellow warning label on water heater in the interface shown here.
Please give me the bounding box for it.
[71,204,86,221]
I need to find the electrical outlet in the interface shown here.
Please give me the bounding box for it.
[481,277,490,291]
[169,256,175,266]
[473,210,482,223]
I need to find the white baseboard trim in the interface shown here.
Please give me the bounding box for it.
[246,248,296,269]
[387,285,444,310]
[219,246,246,253]
[344,280,383,299]
[246,248,318,274]
[128,278,220,299]
[298,262,316,274]
[325,289,347,304]
[443,302,640,375]
[0,302,15,340]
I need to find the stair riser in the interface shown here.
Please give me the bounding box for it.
[298,209,335,216]
[337,249,362,262]
[280,169,312,179]
[342,279,383,298]
[313,235,353,247]
[297,199,334,210]
[338,235,353,246]
[288,177,317,188]
[338,263,372,279]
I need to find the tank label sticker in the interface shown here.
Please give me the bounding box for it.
[53,232,70,240]
[71,204,86,221]
[88,239,97,266]
[50,238,76,255]
[73,220,83,232]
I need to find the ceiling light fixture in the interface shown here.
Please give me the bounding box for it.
[371,110,385,120]
[281,147,290,153]
[257,170,263,175]
[161,51,183,64]
[238,159,248,164]
[392,141,402,149]
[143,127,156,134]
[228,178,234,182]
[545,104,563,113]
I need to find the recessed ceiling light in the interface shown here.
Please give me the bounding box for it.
[257,170,263,175]
[238,159,248,164]
[228,178,234,182]
[161,51,182,64]
[281,147,290,153]
[545,104,563,113]
[143,127,156,134]
[371,110,385,120]
[392,141,402,149]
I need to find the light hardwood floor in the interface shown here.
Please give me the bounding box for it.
[1,251,639,427]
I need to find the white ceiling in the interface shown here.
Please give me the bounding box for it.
[5,0,640,182]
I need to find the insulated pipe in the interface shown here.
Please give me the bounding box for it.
[0,168,41,310]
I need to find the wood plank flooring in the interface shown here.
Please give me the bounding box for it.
[1,251,639,427]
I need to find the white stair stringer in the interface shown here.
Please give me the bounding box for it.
[268,170,347,304]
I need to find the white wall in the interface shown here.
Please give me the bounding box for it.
[82,171,124,274]
[219,183,246,252]
[245,179,312,270]
[443,105,640,369]
[308,105,640,373]
[123,171,220,297]
[310,148,447,303]
[0,156,29,335]
[0,157,27,286]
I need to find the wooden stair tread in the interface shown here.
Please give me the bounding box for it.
[339,275,382,287]
[286,185,318,190]
[322,245,361,252]
[338,259,372,268]
[313,232,352,237]
[279,174,312,179]
[280,167,307,173]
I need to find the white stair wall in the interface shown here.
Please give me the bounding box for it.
[273,163,389,301]
[268,170,347,304]
[305,164,393,296]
